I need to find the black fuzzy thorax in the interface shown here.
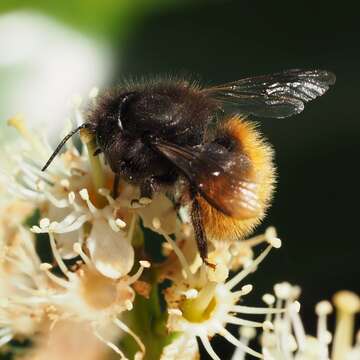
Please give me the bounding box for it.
[87,78,217,185]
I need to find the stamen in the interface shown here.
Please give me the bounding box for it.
[159,229,193,281]
[12,282,46,297]
[20,161,50,185]
[262,294,275,306]
[93,327,127,359]
[262,293,276,324]
[226,243,277,290]
[52,214,89,233]
[16,161,39,185]
[79,189,98,214]
[231,305,286,315]
[108,218,121,232]
[219,326,263,358]
[113,318,145,354]
[183,289,198,299]
[316,300,333,354]
[168,309,182,316]
[232,327,257,360]
[44,191,69,208]
[49,233,70,278]
[263,321,274,331]
[199,334,221,360]
[18,227,42,269]
[115,218,126,228]
[60,178,70,189]
[274,282,292,300]
[125,300,133,311]
[241,233,266,247]
[107,217,127,232]
[316,301,332,360]
[289,301,306,352]
[127,261,151,284]
[332,291,360,360]
[12,183,42,200]
[3,256,30,276]
[225,315,264,328]
[152,217,161,230]
[40,218,50,229]
[39,263,70,288]
[98,188,115,205]
[73,243,92,267]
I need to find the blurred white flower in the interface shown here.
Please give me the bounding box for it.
[160,335,199,360]
[233,283,360,360]
[0,201,49,348]
[0,10,113,143]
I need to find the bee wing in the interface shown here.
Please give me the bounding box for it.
[202,69,336,118]
[153,140,260,219]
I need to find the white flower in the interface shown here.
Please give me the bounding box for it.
[235,283,360,360]
[158,220,283,360]
[0,201,49,348]
[5,88,357,360]
[160,335,199,360]
[37,234,149,358]
[0,107,151,358]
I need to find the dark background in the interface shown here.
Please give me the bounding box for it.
[117,1,359,358]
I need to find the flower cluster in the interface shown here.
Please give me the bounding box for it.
[0,92,358,360]
[233,283,360,360]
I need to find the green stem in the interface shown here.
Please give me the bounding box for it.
[80,128,106,208]
[121,271,178,359]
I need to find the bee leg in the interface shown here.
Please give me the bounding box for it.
[112,173,120,199]
[93,148,102,156]
[191,196,216,269]
[140,177,157,199]
[130,177,158,208]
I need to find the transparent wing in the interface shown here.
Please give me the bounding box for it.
[153,140,260,219]
[202,69,336,118]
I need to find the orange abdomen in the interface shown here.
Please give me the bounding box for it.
[198,116,276,241]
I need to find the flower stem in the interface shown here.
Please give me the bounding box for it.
[121,270,176,359]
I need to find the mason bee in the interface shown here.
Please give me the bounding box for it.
[42,69,335,265]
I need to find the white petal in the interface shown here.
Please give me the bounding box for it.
[137,194,177,235]
[47,205,79,259]
[160,335,199,360]
[87,218,134,279]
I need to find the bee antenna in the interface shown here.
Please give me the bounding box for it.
[41,123,89,171]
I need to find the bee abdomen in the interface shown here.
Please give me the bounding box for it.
[198,116,276,241]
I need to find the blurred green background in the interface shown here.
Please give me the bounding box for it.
[0,1,359,359]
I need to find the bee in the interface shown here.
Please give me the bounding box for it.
[42,69,335,265]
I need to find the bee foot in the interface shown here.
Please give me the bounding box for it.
[204,259,216,270]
